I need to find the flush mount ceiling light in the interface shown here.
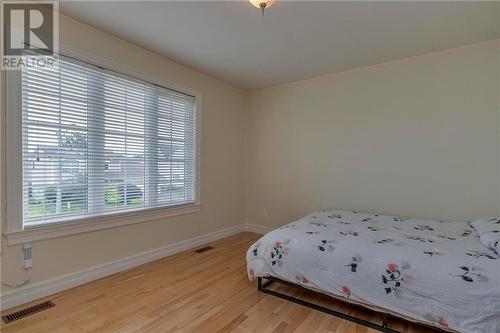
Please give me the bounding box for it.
[249,0,275,15]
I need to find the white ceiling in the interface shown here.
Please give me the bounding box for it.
[61,1,500,90]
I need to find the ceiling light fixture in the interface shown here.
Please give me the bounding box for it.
[249,0,275,16]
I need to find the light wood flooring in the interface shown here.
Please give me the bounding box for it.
[1,232,440,333]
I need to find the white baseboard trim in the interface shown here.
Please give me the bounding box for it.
[1,224,244,311]
[243,223,274,234]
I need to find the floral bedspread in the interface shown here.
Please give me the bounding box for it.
[246,210,500,333]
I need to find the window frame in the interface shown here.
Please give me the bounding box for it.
[3,46,202,245]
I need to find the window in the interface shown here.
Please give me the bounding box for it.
[16,56,199,228]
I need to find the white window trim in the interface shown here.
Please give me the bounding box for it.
[3,45,202,245]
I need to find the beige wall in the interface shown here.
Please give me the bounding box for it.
[245,40,500,229]
[1,14,248,290]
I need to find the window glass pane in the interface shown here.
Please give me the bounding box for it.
[23,62,89,221]
[102,79,146,212]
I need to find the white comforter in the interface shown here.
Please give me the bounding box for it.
[246,210,500,333]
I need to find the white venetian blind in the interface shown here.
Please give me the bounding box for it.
[22,57,197,227]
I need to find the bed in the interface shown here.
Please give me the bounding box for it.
[246,210,500,333]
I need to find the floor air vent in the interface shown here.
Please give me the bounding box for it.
[2,301,55,324]
[194,246,214,253]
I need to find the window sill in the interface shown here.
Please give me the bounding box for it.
[3,203,201,246]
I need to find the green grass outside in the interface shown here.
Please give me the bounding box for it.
[27,185,185,219]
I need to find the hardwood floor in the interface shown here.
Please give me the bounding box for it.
[2,232,440,333]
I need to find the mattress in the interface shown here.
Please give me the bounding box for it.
[246,210,500,333]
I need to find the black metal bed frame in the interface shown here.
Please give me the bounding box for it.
[258,276,404,333]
